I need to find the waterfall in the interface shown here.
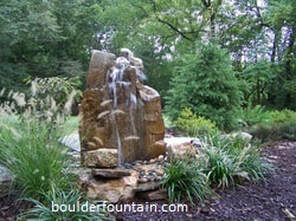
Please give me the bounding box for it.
[107,56,143,166]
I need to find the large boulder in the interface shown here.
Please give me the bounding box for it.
[79,50,166,167]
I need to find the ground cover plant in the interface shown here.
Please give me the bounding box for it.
[161,156,212,205]
[21,186,108,221]
[161,133,272,204]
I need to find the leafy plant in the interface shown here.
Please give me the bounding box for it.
[201,134,271,188]
[270,109,296,124]
[236,146,272,182]
[202,145,241,188]
[0,118,73,201]
[249,109,296,141]
[165,41,243,131]
[279,121,296,140]
[175,108,218,137]
[238,105,272,127]
[21,187,109,221]
[161,156,212,205]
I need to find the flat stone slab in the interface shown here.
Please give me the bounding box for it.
[92,168,131,178]
[59,133,81,152]
[135,181,161,192]
[137,189,167,201]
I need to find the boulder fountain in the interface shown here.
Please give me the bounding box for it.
[79,49,166,168]
[75,49,168,202]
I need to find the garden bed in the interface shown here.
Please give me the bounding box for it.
[0,141,295,220]
[115,141,296,221]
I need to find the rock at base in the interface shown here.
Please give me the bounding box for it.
[137,189,167,201]
[92,168,131,178]
[165,137,197,160]
[79,169,138,203]
[135,181,161,192]
[83,149,118,168]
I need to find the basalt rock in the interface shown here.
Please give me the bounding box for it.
[79,50,166,167]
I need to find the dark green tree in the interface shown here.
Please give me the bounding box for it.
[166,42,243,130]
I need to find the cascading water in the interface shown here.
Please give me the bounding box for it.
[79,49,167,167]
[107,56,146,166]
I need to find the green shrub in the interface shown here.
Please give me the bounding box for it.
[279,121,296,140]
[165,41,243,131]
[249,109,296,141]
[249,124,277,142]
[0,119,73,201]
[161,156,212,205]
[175,108,218,137]
[238,105,272,127]
[21,187,109,221]
[270,109,296,124]
[27,77,82,108]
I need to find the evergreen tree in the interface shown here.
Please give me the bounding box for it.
[166,42,243,131]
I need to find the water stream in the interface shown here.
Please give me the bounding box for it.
[107,57,145,166]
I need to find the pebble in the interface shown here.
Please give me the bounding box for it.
[158,155,164,161]
[154,169,164,176]
[149,158,156,163]
[139,177,148,183]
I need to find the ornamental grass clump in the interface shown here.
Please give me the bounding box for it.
[0,119,73,201]
[201,134,272,188]
[161,156,212,205]
[21,186,109,221]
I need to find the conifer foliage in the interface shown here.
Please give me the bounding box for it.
[166,42,243,130]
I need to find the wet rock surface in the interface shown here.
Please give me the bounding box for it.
[79,50,166,166]
[77,155,167,203]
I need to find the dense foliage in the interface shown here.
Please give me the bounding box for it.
[1,0,295,118]
[162,134,271,203]
[161,156,212,205]
[175,108,218,137]
[166,42,243,130]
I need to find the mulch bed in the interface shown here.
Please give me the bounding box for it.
[0,194,32,221]
[1,141,295,220]
[116,141,296,221]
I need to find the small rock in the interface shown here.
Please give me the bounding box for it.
[154,169,164,176]
[149,158,156,164]
[59,133,81,152]
[82,148,118,168]
[158,155,164,161]
[139,177,148,183]
[165,137,197,160]
[137,189,168,201]
[149,176,156,182]
[135,181,161,192]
